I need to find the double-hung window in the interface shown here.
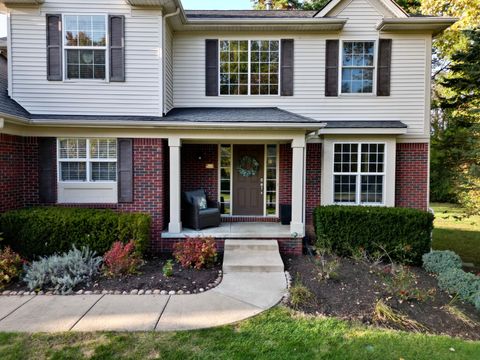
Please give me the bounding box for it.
[58,138,117,182]
[333,143,385,204]
[341,41,375,94]
[219,40,279,96]
[64,15,107,80]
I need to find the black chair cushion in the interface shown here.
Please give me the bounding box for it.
[184,189,206,205]
[199,208,220,216]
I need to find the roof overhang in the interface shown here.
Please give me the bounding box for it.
[377,17,458,36]
[317,120,407,135]
[3,117,326,131]
[0,0,44,5]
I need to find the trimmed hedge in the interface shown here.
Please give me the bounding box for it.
[314,205,434,265]
[0,207,151,259]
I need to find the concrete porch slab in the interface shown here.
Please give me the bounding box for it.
[212,272,287,309]
[72,295,170,332]
[156,291,263,332]
[0,296,34,320]
[0,295,102,333]
[162,222,292,239]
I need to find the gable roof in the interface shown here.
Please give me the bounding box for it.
[316,0,408,18]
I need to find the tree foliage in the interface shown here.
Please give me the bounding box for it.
[252,0,330,10]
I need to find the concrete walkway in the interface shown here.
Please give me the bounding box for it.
[0,240,287,332]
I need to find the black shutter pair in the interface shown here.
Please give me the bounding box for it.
[205,39,294,96]
[46,14,125,82]
[38,138,134,204]
[325,39,392,97]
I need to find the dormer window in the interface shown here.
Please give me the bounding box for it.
[64,15,107,80]
[219,40,280,96]
[341,41,375,94]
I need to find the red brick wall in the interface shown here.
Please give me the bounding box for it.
[0,134,39,212]
[279,144,292,205]
[305,143,322,238]
[395,143,429,210]
[181,144,218,200]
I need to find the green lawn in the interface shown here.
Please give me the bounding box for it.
[0,307,479,360]
[431,203,480,267]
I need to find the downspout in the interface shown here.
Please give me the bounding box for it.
[162,7,180,116]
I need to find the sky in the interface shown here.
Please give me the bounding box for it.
[0,1,253,37]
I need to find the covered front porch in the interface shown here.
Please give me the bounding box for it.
[161,108,324,240]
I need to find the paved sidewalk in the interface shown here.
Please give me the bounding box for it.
[0,240,287,332]
[0,271,286,332]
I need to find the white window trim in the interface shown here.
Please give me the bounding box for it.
[218,144,234,215]
[218,39,281,97]
[338,39,377,96]
[263,144,279,217]
[57,138,117,184]
[62,14,110,83]
[332,142,386,205]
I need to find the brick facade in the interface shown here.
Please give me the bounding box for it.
[305,143,322,239]
[395,143,429,210]
[181,144,218,200]
[0,134,39,212]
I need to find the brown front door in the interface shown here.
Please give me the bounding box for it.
[233,145,264,216]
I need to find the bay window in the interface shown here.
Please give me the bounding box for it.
[58,138,117,182]
[333,143,385,204]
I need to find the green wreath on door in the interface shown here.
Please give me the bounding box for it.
[237,156,260,177]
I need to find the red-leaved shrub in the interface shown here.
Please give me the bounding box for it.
[173,237,217,269]
[0,246,24,289]
[103,240,142,277]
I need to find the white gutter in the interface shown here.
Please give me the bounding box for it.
[162,7,180,115]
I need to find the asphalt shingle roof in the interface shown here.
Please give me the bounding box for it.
[185,10,318,19]
[0,55,30,119]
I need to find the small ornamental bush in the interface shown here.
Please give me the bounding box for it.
[162,260,174,277]
[437,268,480,303]
[173,237,217,269]
[0,247,24,289]
[382,265,435,302]
[103,241,142,277]
[474,293,480,311]
[23,246,102,294]
[422,250,463,275]
[0,207,150,259]
[314,206,434,265]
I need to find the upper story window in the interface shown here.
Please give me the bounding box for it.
[64,15,107,80]
[341,41,375,94]
[58,138,117,182]
[219,40,279,96]
[333,143,385,204]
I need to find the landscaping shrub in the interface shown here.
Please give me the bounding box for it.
[422,250,463,275]
[103,241,142,277]
[0,207,151,259]
[474,294,480,311]
[162,260,174,277]
[0,247,24,289]
[23,246,102,294]
[173,236,217,269]
[437,268,480,302]
[314,206,434,265]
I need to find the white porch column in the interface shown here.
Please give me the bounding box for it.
[168,136,182,233]
[291,137,306,236]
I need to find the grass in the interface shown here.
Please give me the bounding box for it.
[0,307,479,360]
[431,203,480,267]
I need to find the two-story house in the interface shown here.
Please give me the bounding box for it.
[0,0,455,254]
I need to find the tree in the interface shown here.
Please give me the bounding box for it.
[252,0,330,10]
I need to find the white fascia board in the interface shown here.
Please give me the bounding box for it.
[318,127,407,135]
[377,17,458,35]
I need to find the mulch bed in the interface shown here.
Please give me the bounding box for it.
[6,255,222,294]
[285,255,480,340]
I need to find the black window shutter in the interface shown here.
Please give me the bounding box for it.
[205,39,218,96]
[325,40,339,97]
[46,14,62,81]
[38,138,56,203]
[109,15,125,82]
[281,39,294,96]
[377,39,392,96]
[118,138,133,203]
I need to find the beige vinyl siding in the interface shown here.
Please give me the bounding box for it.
[331,0,384,37]
[10,0,163,116]
[164,20,174,114]
[173,32,429,137]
